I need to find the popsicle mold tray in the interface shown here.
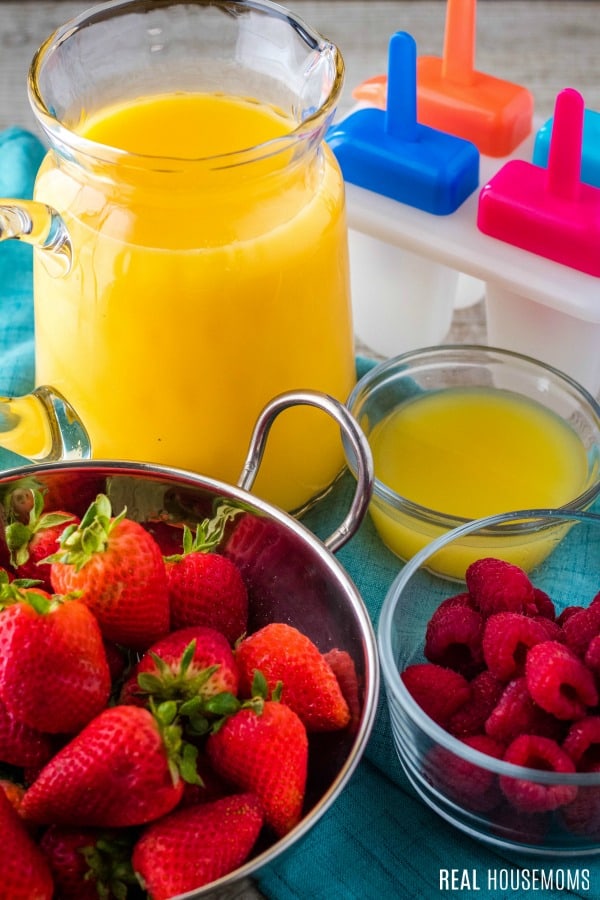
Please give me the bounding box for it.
[331,25,600,398]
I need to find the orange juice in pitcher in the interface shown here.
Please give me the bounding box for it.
[9,0,354,511]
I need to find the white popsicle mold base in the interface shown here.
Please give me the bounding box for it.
[344,125,600,397]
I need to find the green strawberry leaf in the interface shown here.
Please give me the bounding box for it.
[151,699,202,786]
[80,832,138,899]
[251,668,269,699]
[134,640,224,707]
[0,579,49,613]
[164,502,243,561]
[4,522,33,568]
[5,490,76,568]
[203,691,241,717]
[41,494,126,571]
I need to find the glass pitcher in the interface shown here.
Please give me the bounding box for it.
[0,0,355,512]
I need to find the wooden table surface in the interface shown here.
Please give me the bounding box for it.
[1,2,599,897]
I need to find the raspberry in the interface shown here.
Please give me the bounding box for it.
[485,677,564,744]
[532,587,556,620]
[323,648,361,732]
[559,787,600,838]
[526,641,598,720]
[465,557,537,618]
[426,734,504,812]
[585,634,600,676]
[556,605,583,628]
[533,616,564,642]
[492,803,550,846]
[500,734,577,812]
[563,717,600,772]
[561,604,600,657]
[434,592,476,613]
[424,603,484,677]
[482,612,550,682]
[448,670,504,738]
[401,663,471,727]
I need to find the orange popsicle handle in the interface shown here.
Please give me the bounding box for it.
[442,0,476,86]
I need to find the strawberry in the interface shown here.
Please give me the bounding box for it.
[103,639,129,686]
[132,793,263,899]
[0,475,104,526]
[165,506,248,644]
[20,704,195,827]
[47,494,170,649]
[0,586,111,735]
[207,683,308,837]
[0,694,55,768]
[4,489,78,589]
[0,788,54,899]
[235,622,351,732]
[40,825,137,900]
[120,625,239,708]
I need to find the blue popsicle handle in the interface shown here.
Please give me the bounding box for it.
[385,32,419,143]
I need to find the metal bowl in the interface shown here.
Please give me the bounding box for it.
[0,391,379,898]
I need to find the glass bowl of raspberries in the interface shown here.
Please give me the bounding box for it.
[379,507,600,855]
[346,346,600,580]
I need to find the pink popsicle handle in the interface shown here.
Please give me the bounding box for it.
[546,88,584,201]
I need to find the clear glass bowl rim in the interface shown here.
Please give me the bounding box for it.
[346,344,600,528]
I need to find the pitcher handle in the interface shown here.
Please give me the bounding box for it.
[237,390,374,553]
[0,199,71,275]
[0,386,91,466]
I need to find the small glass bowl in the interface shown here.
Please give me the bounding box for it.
[346,345,600,579]
[379,508,600,856]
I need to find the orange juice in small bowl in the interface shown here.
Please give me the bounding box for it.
[1,0,355,513]
[345,346,600,578]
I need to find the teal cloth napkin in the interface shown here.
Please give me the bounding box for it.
[1,127,598,900]
[0,127,45,398]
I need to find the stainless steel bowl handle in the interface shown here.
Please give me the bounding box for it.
[237,390,374,553]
